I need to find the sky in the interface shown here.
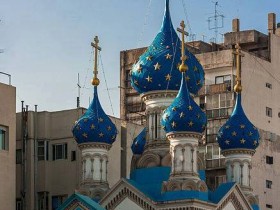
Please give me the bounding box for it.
[0,0,279,117]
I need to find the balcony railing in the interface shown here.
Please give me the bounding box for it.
[198,83,232,95]
[206,158,225,169]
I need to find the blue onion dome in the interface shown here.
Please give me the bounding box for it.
[217,93,260,151]
[72,86,118,145]
[130,0,204,95]
[161,72,207,133]
[131,128,147,155]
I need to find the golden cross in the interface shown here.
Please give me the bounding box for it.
[232,43,244,93]
[91,36,102,86]
[177,21,189,63]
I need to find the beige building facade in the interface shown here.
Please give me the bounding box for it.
[0,81,16,210]
[16,108,143,210]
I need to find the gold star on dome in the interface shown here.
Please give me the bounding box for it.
[248,131,253,136]
[146,55,153,61]
[165,53,172,59]
[185,76,190,81]
[82,133,88,138]
[171,121,177,128]
[165,74,171,81]
[76,125,80,130]
[177,63,181,69]
[137,64,143,73]
[253,140,258,146]
[253,126,257,130]
[90,124,95,130]
[111,135,116,140]
[107,126,112,131]
[165,114,169,120]
[162,125,166,130]
[193,66,198,71]
[225,125,230,129]
[98,118,104,122]
[99,132,104,138]
[146,75,152,83]
[180,112,185,118]
[188,121,194,127]
[188,105,193,111]
[166,46,170,49]
[172,107,177,111]
[225,140,230,145]
[232,131,237,136]
[83,118,88,122]
[240,124,245,129]
[196,114,201,119]
[154,62,161,70]
[196,80,201,85]
[134,79,139,86]
[240,138,246,144]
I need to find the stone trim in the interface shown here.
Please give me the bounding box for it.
[141,90,178,102]
[65,198,90,210]
[78,142,111,150]
[166,132,202,140]
[222,149,255,156]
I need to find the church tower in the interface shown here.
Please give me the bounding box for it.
[217,44,260,205]
[130,0,204,169]
[72,36,118,200]
[160,21,207,192]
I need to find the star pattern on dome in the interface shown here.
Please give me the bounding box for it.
[137,64,143,73]
[165,53,172,59]
[172,107,177,111]
[146,75,152,83]
[232,131,237,136]
[165,74,171,81]
[240,138,246,144]
[82,133,88,138]
[146,55,153,61]
[248,131,253,136]
[188,121,194,127]
[185,76,190,81]
[154,62,161,70]
[253,140,258,146]
[98,117,104,122]
[99,132,104,138]
[225,140,230,145]
[179,112,185,118]
[90,124,95,129]
[225,125,230,129]
[84,118,88,122]
[107,126,112,131]
[188,105,193,111]
[240,124,245,129]
[171,121,176,128]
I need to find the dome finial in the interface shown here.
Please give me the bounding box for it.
[177,20,189,72]
[91,36,102,86]
[233,43,244,93]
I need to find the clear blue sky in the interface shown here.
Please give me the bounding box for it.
[0,0,279,117]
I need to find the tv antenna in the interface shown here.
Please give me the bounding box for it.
[77,73,81,108]
[207,1,224,43]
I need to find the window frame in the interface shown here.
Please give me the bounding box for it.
[0,126,9,151]
[266,107,272,117]
[266,180,272,189]
[52,143,67,161]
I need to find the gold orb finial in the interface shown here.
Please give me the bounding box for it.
[91,78,100,86]
[179,63,188,72]
[177,20,190,73]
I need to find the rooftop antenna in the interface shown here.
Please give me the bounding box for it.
[207,1,224,43]
[77,73,81,108]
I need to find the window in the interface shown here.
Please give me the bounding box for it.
[266,83,272,89]
[266,204,272,209]
[52,144,67,160]
[16,199,22,210]
[52,195,67,210]
[266,156,273,165]
[16,149,22,164]
[0,126,8,150]
[266,107,272,117]
[38,192,49,210]
[215,75,231,84]
[38,141,49,161]
[71,151,76,161]
[266,180,272,189]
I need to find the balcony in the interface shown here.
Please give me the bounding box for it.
[206,108,232,119]
[198,83,232,96]
[206,158,226,169]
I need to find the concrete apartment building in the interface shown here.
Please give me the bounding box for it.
[120,14,280,210]
[0,81,16,210]
[15,108,143,210]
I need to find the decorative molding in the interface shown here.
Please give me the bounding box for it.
[166,132,202,140]
[141,90,178,102]
[222,149,255,156]
[78,142,112,150]
[137,152,161,168]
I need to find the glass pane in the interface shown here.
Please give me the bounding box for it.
[215,76,223,84]
[55,145,63,160]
